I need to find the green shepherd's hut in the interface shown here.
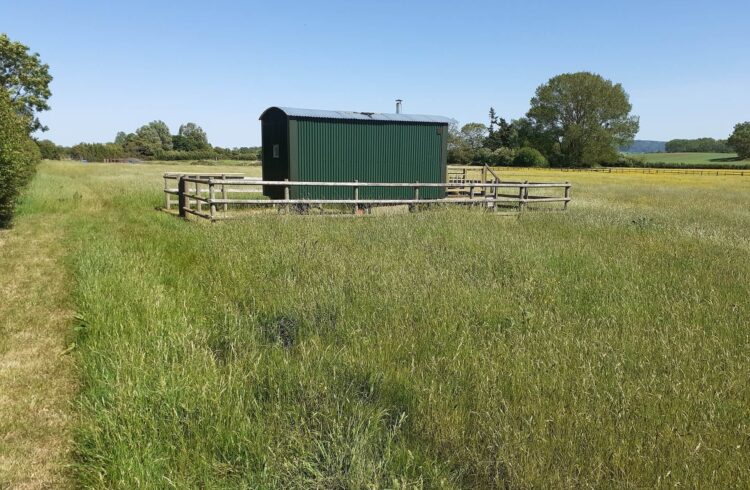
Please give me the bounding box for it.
[259,106,452,200]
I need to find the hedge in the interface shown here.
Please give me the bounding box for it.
[0,88,41,228]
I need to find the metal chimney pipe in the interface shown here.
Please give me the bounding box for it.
[396,99,402,114]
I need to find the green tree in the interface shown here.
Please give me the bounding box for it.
[35,139,61,160]
[486,108,515,151]
[527,72,639,166]
[0,34,53,133]
[145,120,173,151]
[0,88,40,227]
[447,122,470,164]
[727,122,750,159]
[128,127,162,157]
[447,122,488,164]
[121,121,173,157]
[508,117,535,149]
[488,107,498,133]
[460,123,488,151]
[174,122,210,151]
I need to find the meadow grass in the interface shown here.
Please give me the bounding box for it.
[8,161,750,488]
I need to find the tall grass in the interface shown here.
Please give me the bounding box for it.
[35,162,750,487]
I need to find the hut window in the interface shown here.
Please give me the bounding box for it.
[273,144,279,158]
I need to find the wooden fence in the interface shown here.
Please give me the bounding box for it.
[557,167,750,176]
[449,164,749,177]
[164,173,572,222]
[163,172,261,211]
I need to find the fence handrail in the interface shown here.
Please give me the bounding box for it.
[557,167,748,176]
[163,172,248,178]
[179,177,572,189]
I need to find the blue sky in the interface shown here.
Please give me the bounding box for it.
[2,0,749,147]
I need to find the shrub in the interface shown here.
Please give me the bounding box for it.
[608,154,647,167]
[155,148,261,162]
[513,147,548,167]
[70,142,125,162]
[0,89,41,228]
[447,146,472,164]
[491,147,516,165]
[474,147,494,165]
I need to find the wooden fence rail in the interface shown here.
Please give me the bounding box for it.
[165,173,572,222]
[449,164,749,177]
[557,167,749,176]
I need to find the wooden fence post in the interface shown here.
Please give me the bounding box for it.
[354,179,359,214]
[178,176,187,218]
[164,176,170,210]
[194,180,202,213]
[523,180,530,211]
[209,178,216,221]
[564,182,570,210]
[518,182,526,212]
[284,178,290,214]
[412,181,420,213]
[221,173,228,212]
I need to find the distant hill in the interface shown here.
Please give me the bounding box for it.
[621,140,667,153]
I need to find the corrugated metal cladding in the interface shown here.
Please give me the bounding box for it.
[260,106,450,200]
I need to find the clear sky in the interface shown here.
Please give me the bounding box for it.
[2,0,749,147]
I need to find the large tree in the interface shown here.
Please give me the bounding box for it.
[459,123,488,151]
[0,34,53,133]
[727,122,750,159]
[527,72,639,166]
[123,126,163,157]
[121,121,173,157]
[145,120,173,151]
[173,122,210,151]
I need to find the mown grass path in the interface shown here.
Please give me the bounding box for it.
[0,176,75,488]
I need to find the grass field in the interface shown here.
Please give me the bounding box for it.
[2,161,749,487]
[639,152,745,166]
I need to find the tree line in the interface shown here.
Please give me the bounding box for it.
[664,138,731,153]
[448,72,750,166]
[448,72,641,167]
[37,120,260,162]
[665,127,750,158]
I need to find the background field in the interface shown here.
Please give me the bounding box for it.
[639,152,744,166]
[6,161,750,488]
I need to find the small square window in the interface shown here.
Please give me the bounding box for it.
[273,144,280,158]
